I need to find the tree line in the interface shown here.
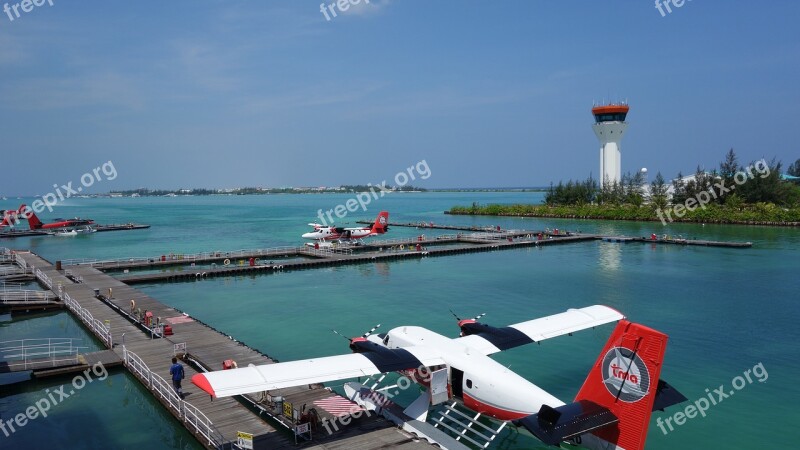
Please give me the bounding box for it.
[545,149,800,208]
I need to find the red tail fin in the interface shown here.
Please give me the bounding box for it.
[22,205,43,229]
[574,320,668,450]
[371,211,389,234]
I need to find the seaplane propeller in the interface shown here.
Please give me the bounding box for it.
[332,324,382,352]
[449,310,487,336]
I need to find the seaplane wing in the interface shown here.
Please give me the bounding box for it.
[457,305,624,355]
[192,345,445,398]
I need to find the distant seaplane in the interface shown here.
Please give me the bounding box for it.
[302,211,389,241]
[18,204,94,230]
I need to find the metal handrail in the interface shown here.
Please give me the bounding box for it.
[0,338,87,369]
[123,348,227,449]
[60,246,302,267]
[62,292,113,348]
[0,289,58,303]
[183,401,227,448]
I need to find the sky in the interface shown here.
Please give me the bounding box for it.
[1,0,799,195]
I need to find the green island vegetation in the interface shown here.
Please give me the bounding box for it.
[449,150,800,225]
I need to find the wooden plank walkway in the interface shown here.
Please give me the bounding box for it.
[356,220,511,232]
[0,223,150,239]
[13,251,435,450]
[116,234,594,284]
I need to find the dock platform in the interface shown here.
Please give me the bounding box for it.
[0,223,150,239]
[0,349,122,376]
[8,250,436,450]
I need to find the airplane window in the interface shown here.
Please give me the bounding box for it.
[466,379,472,389]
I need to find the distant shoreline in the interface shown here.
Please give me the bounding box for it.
[447,204,800,227]
[0,188,547,198]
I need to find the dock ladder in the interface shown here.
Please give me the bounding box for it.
[432,401,508,449]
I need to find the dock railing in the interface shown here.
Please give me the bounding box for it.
[123,347,227,449]
[60,246,302,268]
[62,292,113,349]
[303,246,354,256]
[0,289,58,304]
[13,252,29,271]
[0,338,87,370]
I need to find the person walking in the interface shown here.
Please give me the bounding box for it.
[170,357,185,398]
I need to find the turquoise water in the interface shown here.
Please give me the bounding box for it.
[2,193,799,449]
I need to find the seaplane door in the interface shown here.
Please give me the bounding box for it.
[430,368,449,406]
[450,367,464,399]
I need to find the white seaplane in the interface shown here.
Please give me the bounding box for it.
[192,305,685,450]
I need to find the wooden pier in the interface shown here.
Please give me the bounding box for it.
[0,224,753,449]
[357,220,511,232]
[0,223,150,239]
[114,234,594,284]
[8,250,436,450]
[87,230,751,286]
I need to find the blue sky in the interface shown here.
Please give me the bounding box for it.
[1,0,798,194]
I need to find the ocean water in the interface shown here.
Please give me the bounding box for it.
[1,193,799,449]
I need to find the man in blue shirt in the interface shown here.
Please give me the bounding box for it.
[170,357,185,398]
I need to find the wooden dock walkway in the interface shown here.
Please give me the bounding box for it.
[0,223,150,239]
[356,220,510,232]
[10,251,435,450]
[114,234,597,284]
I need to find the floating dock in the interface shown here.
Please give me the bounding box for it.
[0,348,122,377]
[0,223,753,449]
[0,223,150,239]
[52,230,752,285]
[7,250,438,450]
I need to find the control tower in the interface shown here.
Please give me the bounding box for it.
[592,103,629,186]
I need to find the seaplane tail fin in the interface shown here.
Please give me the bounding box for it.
[23,205,43,229]
[371,211,389,234]
[516,320,685,450]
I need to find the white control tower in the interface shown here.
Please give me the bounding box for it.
[592,103,629,186]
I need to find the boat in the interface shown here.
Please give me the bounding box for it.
[75,226,96,234]
[53,230,78,237]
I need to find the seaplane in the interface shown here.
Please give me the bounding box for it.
[19,205,95,230]
[302,211,389,242]
[0,205,25,228]
[192,305,686,450]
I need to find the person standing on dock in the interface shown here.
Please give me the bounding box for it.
[170,357,185,398]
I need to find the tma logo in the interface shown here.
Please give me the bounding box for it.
[601,347,650,403]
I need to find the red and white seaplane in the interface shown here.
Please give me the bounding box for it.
[192,305,685,450]
[0,205,25,228]
[18,204,95,230]
[302,211,389,241]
